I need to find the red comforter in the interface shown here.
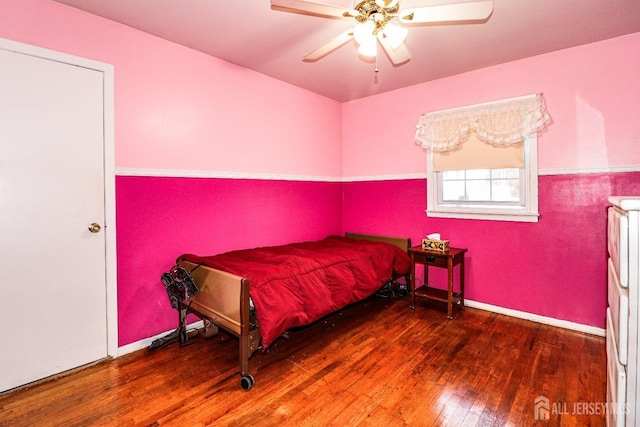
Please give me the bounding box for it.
[179,236,410,348]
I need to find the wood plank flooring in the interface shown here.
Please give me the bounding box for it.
[0,295,606,426]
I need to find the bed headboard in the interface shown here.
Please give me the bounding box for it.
[345,232,411,253]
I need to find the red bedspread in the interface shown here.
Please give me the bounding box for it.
[179,236,410,348]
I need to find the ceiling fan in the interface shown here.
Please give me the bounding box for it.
[271,0,494,66]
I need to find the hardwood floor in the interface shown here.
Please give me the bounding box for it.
[0,295,606,426]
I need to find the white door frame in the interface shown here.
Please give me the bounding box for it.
[0,37,118,357]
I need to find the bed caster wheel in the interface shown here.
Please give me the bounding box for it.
[240,374,255,390]
[203,321,219,338]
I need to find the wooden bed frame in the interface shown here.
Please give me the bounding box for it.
[174,232,411,390]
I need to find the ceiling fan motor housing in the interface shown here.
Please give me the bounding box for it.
[354,0,399,26]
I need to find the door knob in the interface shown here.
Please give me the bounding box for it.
[88,223,101,233]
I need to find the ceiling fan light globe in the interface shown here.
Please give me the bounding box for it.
[357,38,377,57]
[353,21,376,45]
[383,22,408,49]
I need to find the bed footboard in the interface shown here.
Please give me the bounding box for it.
[176,260,260,390]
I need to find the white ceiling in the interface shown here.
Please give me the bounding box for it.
[54,0,640,102]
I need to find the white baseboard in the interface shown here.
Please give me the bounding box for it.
[117,320,204,357]
[465,300,606,337]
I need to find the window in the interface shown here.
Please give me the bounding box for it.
[441,168,521,203]
[415,94,550,223]
[426,134,539,222]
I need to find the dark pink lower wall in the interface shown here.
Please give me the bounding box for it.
[342,172,640,329]
[115,176,343,346]
[116,172,640,346]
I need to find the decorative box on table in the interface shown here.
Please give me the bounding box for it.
[422,238,450,252]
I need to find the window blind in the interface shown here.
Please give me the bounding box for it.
[433,132,524,171]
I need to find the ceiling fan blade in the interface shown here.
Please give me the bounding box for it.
[378,36,411,65]
[271,0,358,19]
[303,29,354,61]
[399,0,494,24]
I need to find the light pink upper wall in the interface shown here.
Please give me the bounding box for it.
[0,0,342,177]
[342,33,640,178]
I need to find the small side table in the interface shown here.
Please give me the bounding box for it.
[408,246,467,319]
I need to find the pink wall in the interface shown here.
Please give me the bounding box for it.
[341,33,640,329]
[0,0,343,178]
[343,173,640,328]
[342,33,640,177]
[116,176,342,345]
[0,0,346,346]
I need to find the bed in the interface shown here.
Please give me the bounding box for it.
[161,232,411,390]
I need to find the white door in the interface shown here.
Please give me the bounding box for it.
[0,46,108,392]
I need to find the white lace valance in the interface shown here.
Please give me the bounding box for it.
[414,94,551,152]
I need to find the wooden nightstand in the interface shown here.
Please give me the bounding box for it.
[408,246,467,319]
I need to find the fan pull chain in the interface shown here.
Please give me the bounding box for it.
[375,47,379,74]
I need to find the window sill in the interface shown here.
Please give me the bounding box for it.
[426,209,540,223]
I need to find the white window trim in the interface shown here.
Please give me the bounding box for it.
[426,135,539,223]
